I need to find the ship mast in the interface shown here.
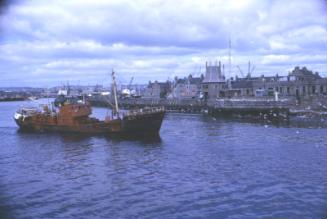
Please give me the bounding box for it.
[111,69,120,116]
[228,37,232,89]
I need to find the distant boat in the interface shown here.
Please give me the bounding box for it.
[28,96,38,101]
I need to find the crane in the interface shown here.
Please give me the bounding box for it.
[250,66,256,74]
[236,61,256,79]
[128,77,134,89]
[122,76,135,98]
[248,61,256,78]
[236,65,245,77]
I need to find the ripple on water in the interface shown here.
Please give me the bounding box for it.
[0,105,327,218]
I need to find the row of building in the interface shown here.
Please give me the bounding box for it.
[143,62,327,100]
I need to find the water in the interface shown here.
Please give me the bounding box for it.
[0,99,327,218]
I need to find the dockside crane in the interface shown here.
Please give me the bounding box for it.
[236,61,256,79]
[121,76,136,98]
[236,65,245,77]
[247,61,256,78]
[128,77,134,90]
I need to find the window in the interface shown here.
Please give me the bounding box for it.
[312,86,316,94]
[303,86,306,94]
[320,85,323,93]
[287,87,290,94]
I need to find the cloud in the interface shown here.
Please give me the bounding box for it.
[0,0,327,86]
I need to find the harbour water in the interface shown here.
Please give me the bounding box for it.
[0,99,327,218]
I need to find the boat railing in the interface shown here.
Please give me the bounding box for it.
[17,105,57,117]
[17,107,40,116]
[125,106,165,116]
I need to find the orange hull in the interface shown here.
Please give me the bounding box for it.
[14,103,165,135]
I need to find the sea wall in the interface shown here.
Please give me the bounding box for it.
[88,95,292,119]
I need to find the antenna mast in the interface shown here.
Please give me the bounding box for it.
[228,37,232,88]
[228,38,232,78]
[111,70,120,116]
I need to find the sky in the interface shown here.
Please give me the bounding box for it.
[0,0,327,87]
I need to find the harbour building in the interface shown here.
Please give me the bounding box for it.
[201,61,226,99]
[201,65,327,100]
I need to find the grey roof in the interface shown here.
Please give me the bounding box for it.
[189,77,203,84]
[290,67,321,79]
[231,80,254,89]
[177,77,203,85]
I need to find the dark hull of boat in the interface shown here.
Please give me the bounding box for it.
[122,111,165,134]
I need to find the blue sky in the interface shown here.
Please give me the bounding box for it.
[1,0,327,87]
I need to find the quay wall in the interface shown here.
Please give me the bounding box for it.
[88,96,292,119]
[208,99,291,119]
[90,97,206,112]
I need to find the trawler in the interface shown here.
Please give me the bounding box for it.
[14,71,165,135]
